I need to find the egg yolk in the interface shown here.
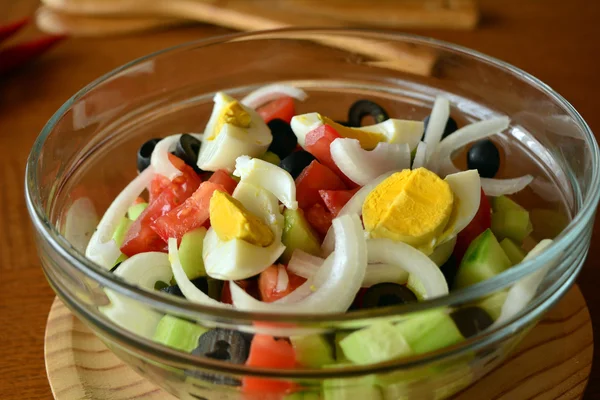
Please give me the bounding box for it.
[206,97,251,141]
[362,168,454,251]
[209,190,274,247]
[320,116,387,150]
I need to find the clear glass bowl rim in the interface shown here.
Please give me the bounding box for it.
[25,28,600,327]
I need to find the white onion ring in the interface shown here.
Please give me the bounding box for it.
[151,134,182,180]
[412,141,427,169]
[241,84,308,109]
[423,96,450,161]
[481,175,534,196]
[276,265,289,292]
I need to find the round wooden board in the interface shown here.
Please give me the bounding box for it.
[45,285,593,400]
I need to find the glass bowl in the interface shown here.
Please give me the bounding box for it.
[26,29,599,399]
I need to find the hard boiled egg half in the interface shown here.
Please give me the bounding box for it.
[203,181,286,280]
[197,92,272,171]
[291,112,424,150]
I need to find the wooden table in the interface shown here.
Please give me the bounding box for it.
[1,1,599,399]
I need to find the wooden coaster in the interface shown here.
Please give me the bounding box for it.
[45,286,593,400]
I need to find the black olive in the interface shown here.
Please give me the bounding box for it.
[467,139,500,178]
[335,120,354,127]
[160,277,208,298]
[137,138,162,172]
[348,100,389,127]
[174,134,203,173]
[422,116,458,140]
[267,119,298,159]
[450,306,494,338]
[440,256,459,290]
[361,283,418,309]
[188,329,251,385]
[279,150,316,179]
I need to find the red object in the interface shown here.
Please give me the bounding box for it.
[257,97,296,124]
[0,34,66,76]
[151,181,226,243]
[319,187,360,216]
[208,169,238,195]
[295,160,347,210]
[132,196,146,205]
[0,17,29,44]
[258,265,307,303]
[351,287,369,309]
[149,175,171,203]
[243,335,296,396]
[120,158,201,256]
[304,125,357,188]
[454,189,492,263]
[304,203,334,237]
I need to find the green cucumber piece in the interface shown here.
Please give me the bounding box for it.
[339,322,412,365]
[260,151,282,165]
[491,209,532,243]
[284,392,321,400]
[500,238,526,265]
[492,195,526,213]
[396,310,464,355]
[454,229,511,289]
[477,291,508,321]
[127,202,148,221]
[281,208,322,263]
[112,217,132,245]
[323,365,382,400]
[153,315,207,353]
[291,334,335,368]
[530,208,569,239]
[179,228,207,279]
[335,332,350,362]
[406,275,426,301]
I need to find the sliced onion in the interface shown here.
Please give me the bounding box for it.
[276,265,289,292]
[275,255,335,305]
[481,175,534,196]
[330,138,410,185]
[423,96,450,161]
[230,214,367,313]
[433,117,510,173]
[241,84,308,109]
[492,239,554,327]
[367,238,449,299]
[85,166,155,269]
[151,134,182,180]
[412,141,427,169]
[288,250,324,277]
[63,196,99,253]
[168,238,231,308]
[233,155,298,209]
[114,252,172,290]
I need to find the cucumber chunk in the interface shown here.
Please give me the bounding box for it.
[491,195,526,213]
[406,274,426,301]
[281,208,322,263]
[500,238,526,265]
[112,217,132,245]
[476,291,508,321]
[323,365,382,400]
[335,332,350,362]
[127,202,148,221]
[491,209,532,243]
[339,322,412,365]
[284,392,321,400]
[291,334,335,368]
[396,310,464,355]
[455,229,511,289]
[179,227,207,279]
[153,315,208,353]
[260,151,282,166]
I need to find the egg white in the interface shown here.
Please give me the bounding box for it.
[290,112,424,151]
[203,182,285,280]
[197,92,272,172]
[440,169,482,241]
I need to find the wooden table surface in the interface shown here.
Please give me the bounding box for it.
[1,1,599,399]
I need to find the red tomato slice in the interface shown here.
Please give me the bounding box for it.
[295,160,347,210]
[305,125,357,188]
[208,169,238,195]
[319,187,360,217]
[304,203,334,237]
[257,96,295,124]
[121,158,201,257]
[454,189,492,263]
[148,154,189,202]
[258,265,307,303]
[243,335,296,396]
[151,181,227,243]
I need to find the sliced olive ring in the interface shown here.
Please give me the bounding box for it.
[267,118,298,159]
[348,99,389,127]
[174,133,203,173]
[279,150,316,179]
[450,306,494,338]
[137,137,162,172]
[361,282,418,309]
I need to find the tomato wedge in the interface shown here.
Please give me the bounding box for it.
[304,125,357,188]
[304,203,334,237]
[121,157,201,256]
[454,189,492,263]
[208,169,238,194]
[151,181,226,243]
[319,187,360,217]
[258,265,307,303]
[243,335,296,397]
[148,154,188,203]
[295,160,347,210]
[257,96,295,124]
